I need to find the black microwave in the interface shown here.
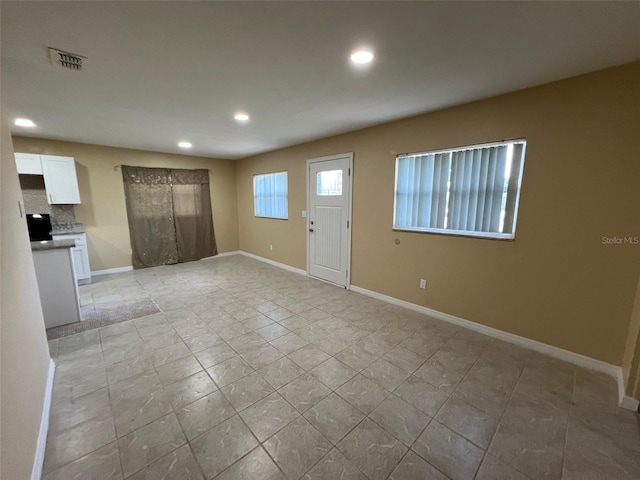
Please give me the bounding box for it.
[26,214,53,241]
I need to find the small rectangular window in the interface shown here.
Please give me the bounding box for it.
[254,171,288,219]
[394,140,526,239]
[317,170,343,196]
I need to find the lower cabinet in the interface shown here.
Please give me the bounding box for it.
[32,248,81,328]
[52,233,91,282]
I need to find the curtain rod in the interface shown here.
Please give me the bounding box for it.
[113,165,212,172]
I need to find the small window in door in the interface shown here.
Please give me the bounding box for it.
[317,170,342,196]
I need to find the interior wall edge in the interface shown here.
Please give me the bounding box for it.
[1,114,52,480]
[622,275,640,400]
[30,359,56,480]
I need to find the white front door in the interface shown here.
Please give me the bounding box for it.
[307,153,353,287]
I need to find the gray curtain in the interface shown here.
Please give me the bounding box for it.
[121,166,216,268]
[171,169,217,262]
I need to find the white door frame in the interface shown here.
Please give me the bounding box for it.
[306,152,354,288]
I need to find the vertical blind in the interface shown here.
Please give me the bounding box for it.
[254,171,288,219]
[394,141,525,238]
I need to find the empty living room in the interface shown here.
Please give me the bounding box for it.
[1,2,639,480]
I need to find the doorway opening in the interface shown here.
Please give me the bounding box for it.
[306,153,353,287]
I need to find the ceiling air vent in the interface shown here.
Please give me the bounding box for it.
[49,47,86,71]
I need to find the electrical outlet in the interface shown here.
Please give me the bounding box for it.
[419,279,427,289]
[269,244,273,251]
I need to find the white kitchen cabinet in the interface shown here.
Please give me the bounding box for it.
[52,233,91,283]
[32,247,81,328]
[15,152,43,174]
[15,153,81,204]
[41,155,81,204]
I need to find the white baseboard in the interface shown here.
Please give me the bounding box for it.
[350,284,637,411]
[211,251,240,258]
[620,396,639,411]
[132,250,639,411]
[616,369,640,411]
[238,251,307,276]
[94,253,242,274]
[91,265,133,276]
[31,358,56,480]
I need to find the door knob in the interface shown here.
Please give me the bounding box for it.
[309,228,314,233]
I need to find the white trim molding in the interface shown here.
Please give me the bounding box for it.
[350,284,638,411]
[31,359,56,480]
[211,250,240,258]
[305,152,354,288]
[91,265,133,276]
[195,253,640,411]
[616,369,640,411]
[90,251,253,275]
[620,396,639,411]
[238,251,307,276]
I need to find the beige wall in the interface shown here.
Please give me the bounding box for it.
[1,116,52,478]
[237,62,640,366]
[6,64,638,372]
[11,138,239,271]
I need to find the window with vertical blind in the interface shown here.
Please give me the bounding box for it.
[394,140,526,239]
[254,171,288,219]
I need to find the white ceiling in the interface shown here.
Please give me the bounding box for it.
[2,1,639,160]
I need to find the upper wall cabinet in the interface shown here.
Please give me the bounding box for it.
[15,153,81,204]
[41,155,81,204]
[15,152,43,175]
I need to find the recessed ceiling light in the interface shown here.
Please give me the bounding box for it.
[15,118,36,127]
[350,50,374,64]
[234,113,250,122]
[178,141,192,149]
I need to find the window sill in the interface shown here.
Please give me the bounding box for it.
[392,227,515,241]
[255,216,288,220]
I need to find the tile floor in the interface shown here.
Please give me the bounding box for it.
[44,255,640,479]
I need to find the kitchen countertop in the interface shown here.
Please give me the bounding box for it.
[51,222,85,235]
[51,229,86,235]
[31,238,81,328]
[31,239,76,251]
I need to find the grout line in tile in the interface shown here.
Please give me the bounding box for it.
[49,256,630,480]
[559,367,579,478]
[475,360,528,480]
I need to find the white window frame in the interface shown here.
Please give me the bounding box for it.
[393,139,526,240]
[253,171,288,219]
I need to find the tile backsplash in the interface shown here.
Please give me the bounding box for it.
[19,174,78,224]
[51,204,77,224]
[19,174,50,214]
